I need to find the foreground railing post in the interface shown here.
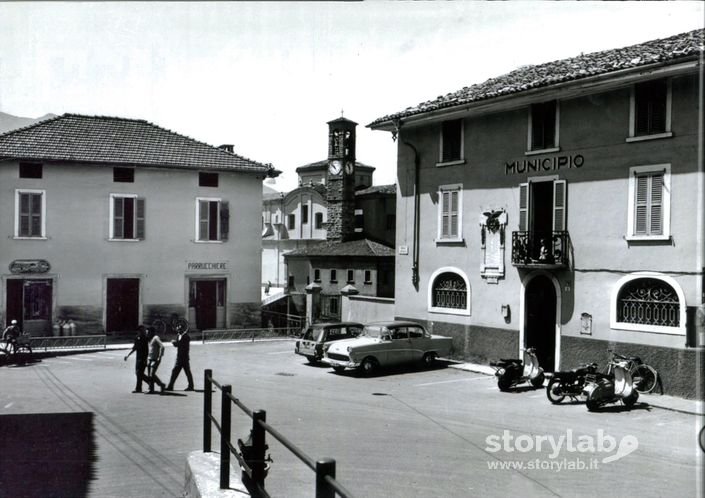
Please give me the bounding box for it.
[220,385,232,489]
[315,458,336,498]
[252,409,267,490]
[203,369,212,452]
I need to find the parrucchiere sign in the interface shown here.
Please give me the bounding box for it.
[186,262,227,270]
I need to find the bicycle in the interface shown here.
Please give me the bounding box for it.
[0,333,33,364]
[152,313,189,336]
[606,350,658,394]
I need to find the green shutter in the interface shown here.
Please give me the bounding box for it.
[635,175,648,234]
[518,183,528,231]
[114,197,124,239]
[219,201,229,241]
[553,180,566,231]
[136,198,145,240]
[199,200,209,241]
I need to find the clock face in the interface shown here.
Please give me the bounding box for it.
[329,160,342,176]
[344,161,354,175]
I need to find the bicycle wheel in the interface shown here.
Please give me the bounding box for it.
[172,318,189,334]
[633,364,657,393]
[152,319,167,336]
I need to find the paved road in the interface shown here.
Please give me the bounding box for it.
[1,340,702,498]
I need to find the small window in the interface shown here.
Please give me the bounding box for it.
[315,212,323,229]
[288,214,296,230]
[347,269,354,284]
[330,269,337,283]
[364,270,372,284]
[530,101,557,151]
[354,209,364,233]
[302,205,309,224]
[113,167,134,183]
[111,194,146,240]
[440,119,463,163]
[199,172,219,187]
[329,296,339,315]
[19,162,43,179]
[314,269,321,282]
[288,275,295,288]
[196,198,229,241]
[635,80,667,136]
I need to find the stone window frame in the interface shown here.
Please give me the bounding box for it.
[427,266,471,316]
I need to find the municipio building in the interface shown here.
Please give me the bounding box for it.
[369,29,704,397]
[0,114,277,335]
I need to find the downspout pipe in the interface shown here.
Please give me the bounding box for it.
[393,119,420,290]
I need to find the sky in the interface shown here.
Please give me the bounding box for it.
[0,2,703,192]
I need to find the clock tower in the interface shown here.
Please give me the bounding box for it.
[326,116,357,242]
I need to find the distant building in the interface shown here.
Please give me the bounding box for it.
[369,29,704,397]
[0,114,277,335]
[262,116,395,323]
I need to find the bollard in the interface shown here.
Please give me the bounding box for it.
[203,369,212,453]
[315,458,336,498]
[220,385,232,489]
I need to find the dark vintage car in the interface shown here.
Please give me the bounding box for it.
[294,322,364,364]
[322,320,453,375]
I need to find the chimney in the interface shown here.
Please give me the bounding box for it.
[218,144,234,153]
[325,116,357,243]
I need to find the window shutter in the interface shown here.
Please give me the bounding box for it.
[136,198,146,239]
[635,175,648,234]
[441,191,450,237]
[552,180,566,231]
[518,183,528,231]
[450,190,458,237]
[199,200,209,241]
[219,201,230,241]
[650,173,663,234]
[114,197,124,239]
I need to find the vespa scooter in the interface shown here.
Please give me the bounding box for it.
[582,356,639,411]
[546,362,598,404]
[490,347,545,391]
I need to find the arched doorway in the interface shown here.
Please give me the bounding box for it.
[524,274,557,372]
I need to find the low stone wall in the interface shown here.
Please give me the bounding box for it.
[184,451,249,498]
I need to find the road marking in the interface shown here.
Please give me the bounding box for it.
[69,357,94,361]
[267,351,293,355]
[4,402,13,409]
[416,376,491,387]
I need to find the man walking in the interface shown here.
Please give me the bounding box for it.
[124,325,149,393]
[166,329,194,391]
[146,327,167,394]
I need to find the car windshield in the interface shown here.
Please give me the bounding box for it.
[361,325,390,339]
[303,327,325,341]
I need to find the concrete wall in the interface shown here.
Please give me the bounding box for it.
[342,295,395,323]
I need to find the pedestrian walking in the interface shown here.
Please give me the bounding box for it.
[124,325,149,393]
[146,327,167,394]
[166,329,194,391]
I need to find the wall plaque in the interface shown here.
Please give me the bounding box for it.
[10,259,51,274]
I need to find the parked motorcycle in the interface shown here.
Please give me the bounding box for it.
[582,356,639,411]
[546,362,598,404]
[490,347,545,391]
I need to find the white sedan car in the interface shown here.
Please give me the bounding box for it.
[322,321,453,375]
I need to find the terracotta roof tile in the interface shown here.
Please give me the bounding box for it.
[284,238,394,258]
[0,113,273,173]
[355,184,396,196]
[369,28,704,127]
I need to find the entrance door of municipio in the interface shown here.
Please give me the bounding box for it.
[524,274,557,372]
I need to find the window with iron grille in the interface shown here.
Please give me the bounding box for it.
[635,79,667,136]
[440,119,463,163]
[627,164,670,240]
[432,272,467,310]
[530,101,557,151]
[617,278,679,328]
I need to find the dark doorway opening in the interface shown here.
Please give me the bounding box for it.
[106,278,140,333]
[190,279,225,330]
[524,274,557,372]
[5,279,53,335]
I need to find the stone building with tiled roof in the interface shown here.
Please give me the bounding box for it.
[0,113,277,335]
[369,29,704,398]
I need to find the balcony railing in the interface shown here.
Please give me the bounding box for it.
[511,231,570,268]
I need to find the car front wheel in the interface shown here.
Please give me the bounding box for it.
[359,357,378,376]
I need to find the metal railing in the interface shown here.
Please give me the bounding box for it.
[204,369,355,498]
[201,326,299,344]
[28,334,107,351]
[511,230,570,268]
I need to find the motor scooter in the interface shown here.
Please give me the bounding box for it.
[490,347,545,391]
[582,357,639,411]
[546,362,598,404]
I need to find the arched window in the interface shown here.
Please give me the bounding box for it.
[616,278,679,328]
[432,272,467,310]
